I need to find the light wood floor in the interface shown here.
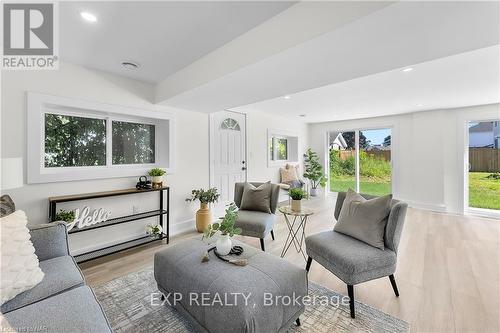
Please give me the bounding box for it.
[80,195,500,332]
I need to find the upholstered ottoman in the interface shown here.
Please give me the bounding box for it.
[154,239,307,333]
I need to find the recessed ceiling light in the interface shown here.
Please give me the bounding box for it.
[402,67,413,72]
[299,114,306,117]
[121,61,140,70]
[284,95,291,99]
[80,11,97,22]
[416,103,423,107]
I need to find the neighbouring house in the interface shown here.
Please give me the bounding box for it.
[469,122,495,147]
[329,132,347,150]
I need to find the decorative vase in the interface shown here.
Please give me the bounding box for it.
[152,176,163,189]
[196,202,212,233]
[291,199,302,212]
[310,188,318,197]
[216,234,232,255]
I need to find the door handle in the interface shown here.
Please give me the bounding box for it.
[241,167,247,171]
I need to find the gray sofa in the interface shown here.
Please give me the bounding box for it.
[1,196,112,332]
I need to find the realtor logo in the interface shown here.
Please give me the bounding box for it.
[2,2,58,69]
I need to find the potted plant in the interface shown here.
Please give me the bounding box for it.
[203,203,242,255]
[289,188,306,212]
[186,188,220,232]
[148,168,166,188]
[54,209,75,223]
[146,223,163,238]
[303,148,327,196]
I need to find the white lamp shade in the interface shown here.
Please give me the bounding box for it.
[1,158,24,190]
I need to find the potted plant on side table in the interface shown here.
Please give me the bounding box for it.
[148,168,166,189]
[289,188,306,212]
[303,148,327,196]
[203,203,242,255]
[186,188,220,232]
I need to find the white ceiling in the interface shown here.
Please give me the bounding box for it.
[233,46,500,123]
[60,1,294,83]
[160,1,500,113]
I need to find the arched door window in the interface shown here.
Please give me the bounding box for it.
[220,118,241,131]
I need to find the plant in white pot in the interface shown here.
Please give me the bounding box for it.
[203,203,242,255]
[148,168,166,189]
[303,148,327,197]
[289,188,306,212]
[146,223,163,239]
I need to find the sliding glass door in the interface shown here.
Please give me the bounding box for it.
[467,120,500,211]
[329,128,392,196]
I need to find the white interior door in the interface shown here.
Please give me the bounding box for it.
[210,111,247,205]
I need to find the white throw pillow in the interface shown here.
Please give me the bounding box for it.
[0,210,44,305]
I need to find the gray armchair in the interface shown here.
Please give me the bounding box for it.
[305,191,407,318]
[234,182,280,251]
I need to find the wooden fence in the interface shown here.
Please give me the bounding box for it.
[337,150,391,161]
[469,148,500,172]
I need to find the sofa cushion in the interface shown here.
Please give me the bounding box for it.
[1,210,45,305]
[234,210,276,239]
[3,286,112,333]
[1,255,84,313]
[240,182,272,213]
[334,189,392,250]
[306,230,396,285]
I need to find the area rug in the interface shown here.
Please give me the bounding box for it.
[94,269,410,333]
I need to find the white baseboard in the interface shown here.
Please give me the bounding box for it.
[170,218,196,236]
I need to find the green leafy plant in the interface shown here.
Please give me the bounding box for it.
[146,223,163,236]
[303,148,327,189]
[54,209,75,223]
[203,203,242,238]
[289,188,306,200]
[148,168,166,177]
[186,188,220,204]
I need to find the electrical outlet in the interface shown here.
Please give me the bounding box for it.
[133,205,140,214]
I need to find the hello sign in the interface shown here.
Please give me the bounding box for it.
[66,206,112,231]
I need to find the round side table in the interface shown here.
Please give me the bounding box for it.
[278,206,314,261]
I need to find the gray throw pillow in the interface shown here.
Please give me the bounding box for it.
[334,189,392,250]
[240,182,272,213]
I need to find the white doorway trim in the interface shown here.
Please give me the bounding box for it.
[463,118,500,219]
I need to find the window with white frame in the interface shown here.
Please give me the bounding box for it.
[44,114,158,168]
[267,129,299,167]
[28,93,174,184]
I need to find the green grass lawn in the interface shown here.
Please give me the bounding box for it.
[469,172,500,210]
[330,173,392,196]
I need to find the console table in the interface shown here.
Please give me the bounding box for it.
[49,187,169,263]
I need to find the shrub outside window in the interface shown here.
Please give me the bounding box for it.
[44,113,156,168]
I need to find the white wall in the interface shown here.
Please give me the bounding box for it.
[1,62,209,254]
[245,110,308,183]
[308,103,500,214]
